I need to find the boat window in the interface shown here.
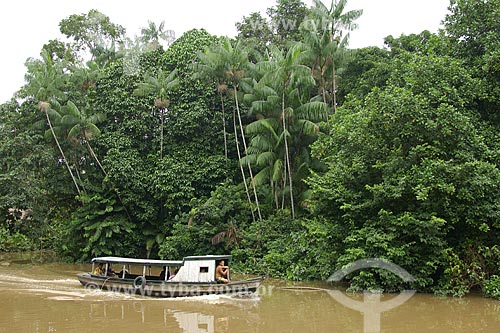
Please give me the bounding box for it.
[199,267,209,273]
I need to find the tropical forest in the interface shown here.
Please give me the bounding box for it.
[1,0,500,299]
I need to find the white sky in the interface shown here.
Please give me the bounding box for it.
[0,0,450,104]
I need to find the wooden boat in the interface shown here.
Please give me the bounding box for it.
[77,255,264,297]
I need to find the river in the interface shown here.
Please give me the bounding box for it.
[1,252,499,332]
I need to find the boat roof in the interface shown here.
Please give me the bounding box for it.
[91,255,232,266]
[184,255,232,261]
[92,257,182,266]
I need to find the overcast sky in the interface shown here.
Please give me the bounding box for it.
[0,0,450,104]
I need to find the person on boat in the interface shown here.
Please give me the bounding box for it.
[93,263,104,275]
[106,264,116,277]
[168,268,178,280]
[159,267,169,280]
[117,268,129,278]
[216,260,230,283]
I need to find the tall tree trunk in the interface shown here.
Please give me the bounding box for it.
[44,109,81,196]
[160,108,165,159]
[272,179,279,209]
[233,109,256,222]
[316,57,328,105]
[73,161,86,193]
[282,92,295,219]
[332,59,337,114]
[219,92,228,158]
[86,141,107,177]
[320,59,329,118]
[159,108,165,231]
[234,86,262,220]
[281,154,286,210]
[330,35,337,114]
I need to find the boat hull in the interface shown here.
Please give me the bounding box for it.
[77,273,263,298]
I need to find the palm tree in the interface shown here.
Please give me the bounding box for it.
[62,101,106,174]
[261,44,310,218]
[133,69,179,254]
[309,0,363,38]
[45,99,86,191]
[61,100,134,222]
[218,37,262,221]
[140,20,174,50]
[133,69,179,158]
[247,43,327,218]
[93,43,124,69]
[195,37,262,221]
[301,28,332,105]
[306,0,363,112]
[245,89,327,211]
[302,28,351,114]
[211,220,239,247]
[242,111,283,209]
[24,50,82,196]
[193,45,229,158]
[70,60,105,92]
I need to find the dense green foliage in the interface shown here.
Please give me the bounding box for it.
[1,0,500,299]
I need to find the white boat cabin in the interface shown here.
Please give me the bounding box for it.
[91,255,232,283]
[169,255,231,283]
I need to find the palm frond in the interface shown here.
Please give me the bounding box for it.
[47,108,63,123]
[240,153,257,166]
[253,167,271,186]
[256,151,277,166]
[61,114,79,127]
[296,119,320,136]
[68,124,82,139]
[272,159,284,182]
[65,101,81,118]
[84,122,101,139]
[211,231,226,245]
[296,101,329,122]
[250,134,276,152]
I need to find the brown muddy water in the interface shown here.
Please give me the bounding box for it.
[1,253,500,332]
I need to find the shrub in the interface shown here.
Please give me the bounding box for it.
[0,227,32,252]
[483,275,500,299]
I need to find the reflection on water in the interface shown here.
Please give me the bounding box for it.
[1,253,500,332]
